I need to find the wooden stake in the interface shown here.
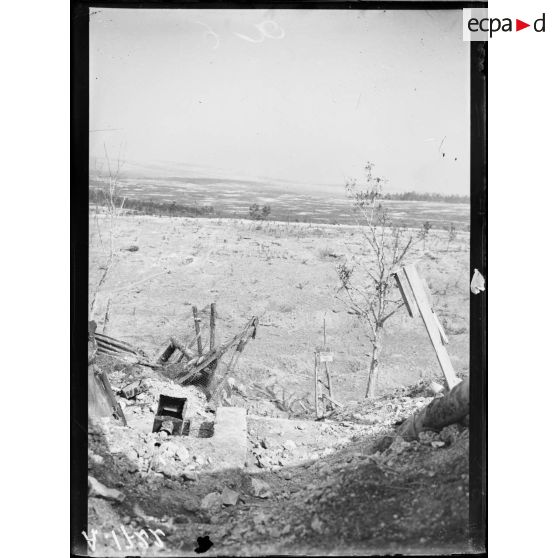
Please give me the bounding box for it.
[102,298,111,334]
[314,352,321,419]
[322,317,334,401]
[192,306,203,356]
[210,303,216,351]
[402,264,460,390]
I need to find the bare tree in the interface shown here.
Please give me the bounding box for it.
[336,162,416,399]
[445,222,457,252]
[89,144,126,318]
[418,220,432,251]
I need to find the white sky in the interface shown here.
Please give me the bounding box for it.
[90,9,470,194]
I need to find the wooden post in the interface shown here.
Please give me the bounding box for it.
[314,352,321,419]
[323,317,334,401]
[192,306,203,356]
[402,264,460,390]
[210,303,216,351]
[102,298,111,334]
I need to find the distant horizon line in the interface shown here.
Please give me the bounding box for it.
[89,155,470,197]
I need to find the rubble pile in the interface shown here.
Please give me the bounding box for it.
[86,313,471,556]
[89,416,206,482]
[104,361,212,434]
[328,380,434,429]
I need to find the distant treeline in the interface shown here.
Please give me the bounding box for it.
[89,188,216,217]
[382,191,470,203]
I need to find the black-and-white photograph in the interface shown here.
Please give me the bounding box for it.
[83,6,484,555]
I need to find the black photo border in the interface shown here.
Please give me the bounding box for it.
[71,2,487,554]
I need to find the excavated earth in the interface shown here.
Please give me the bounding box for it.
[87,359,471,556]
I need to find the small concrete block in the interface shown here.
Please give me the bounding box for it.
[211,407,247,471]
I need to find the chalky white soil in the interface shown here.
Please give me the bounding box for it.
[85,214,471,556]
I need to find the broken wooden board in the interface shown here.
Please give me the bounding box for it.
[95,332,153,366]
[154,341,175,364]
[170,337,196,360]
[402,264,460,390]
[88,364,127,426]
[172,317,258,385]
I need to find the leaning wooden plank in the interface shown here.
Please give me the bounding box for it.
[396,377,468,440]
[91,365,127,426]
[206,320,259,402]
[432,311,449,345]
[394,270,419,318]
[179,319,257,383]
[403,265,460,390]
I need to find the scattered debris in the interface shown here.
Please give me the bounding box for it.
[88,476,125,502]
[119,379,148,399]
[251,478,272,499]
[94,331,153,366]
[201,492,222,510]
[311,515,324,533]
[221,487,240,506]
